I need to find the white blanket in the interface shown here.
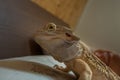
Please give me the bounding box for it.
[0,56,75,80]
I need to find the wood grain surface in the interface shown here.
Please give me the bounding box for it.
[32,0,87,28]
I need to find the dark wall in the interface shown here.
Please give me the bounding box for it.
[0,0,67,59]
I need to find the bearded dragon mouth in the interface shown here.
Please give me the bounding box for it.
[57,41,84,62]
[62,40,76,48]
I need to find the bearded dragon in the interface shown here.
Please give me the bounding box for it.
[34,23,120,80]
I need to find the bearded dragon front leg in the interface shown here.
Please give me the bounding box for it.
[64,59,92,80]
[74,59,92,80]
[54,59,92,80]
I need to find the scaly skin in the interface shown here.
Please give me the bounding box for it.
[34,23,120,80]
[74,42,120,80]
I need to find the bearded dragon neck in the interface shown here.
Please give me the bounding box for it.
[80,45,120,80]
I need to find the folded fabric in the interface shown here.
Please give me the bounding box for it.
[0,55,75,80]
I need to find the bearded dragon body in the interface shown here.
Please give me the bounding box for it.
[34,23,120,80]
[77,42,120,80]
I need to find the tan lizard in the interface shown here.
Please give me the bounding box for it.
[33,23,120,80]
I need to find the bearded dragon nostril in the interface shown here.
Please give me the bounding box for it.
[65,33,71,37]
[65,32,80,42]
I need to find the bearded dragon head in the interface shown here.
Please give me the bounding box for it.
[34,23,82,62]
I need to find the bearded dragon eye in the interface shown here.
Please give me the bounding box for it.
[47,23,56,32]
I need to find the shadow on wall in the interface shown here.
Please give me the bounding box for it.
[75,0,120,53]
[0,0,67,59]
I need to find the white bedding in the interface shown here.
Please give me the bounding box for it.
[0,55,75,80]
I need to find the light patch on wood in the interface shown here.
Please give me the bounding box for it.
[31,0,87,29]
